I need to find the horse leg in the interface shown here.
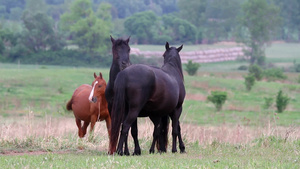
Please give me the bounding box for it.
[82,121,90,137]
[170,106,185,153]
[149,116,161,154]
[131,119,141,155]
[76,118,84,138]
[88,115,98,141]
[105,117,112,140]
[170,112,180,153]
[177,122,186,153]
[117,110,139,156]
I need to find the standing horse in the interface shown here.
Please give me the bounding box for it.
[109,42,186,155]
[66,72,111,139]
[105,36,168,155]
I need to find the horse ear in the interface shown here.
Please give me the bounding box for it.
[99,72,103,79]
[125,36,130,44]
[165,42,170,50]
[177,44,183,52]
[110,35,115,44]
[94,72,97,78]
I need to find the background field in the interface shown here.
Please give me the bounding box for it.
[0,43,299,168]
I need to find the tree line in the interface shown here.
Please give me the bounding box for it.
[0,0,299,67]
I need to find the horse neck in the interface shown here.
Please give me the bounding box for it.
[108,62,121,84]
[163,60,184,80]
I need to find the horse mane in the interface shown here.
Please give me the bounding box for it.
[163,47,184,81]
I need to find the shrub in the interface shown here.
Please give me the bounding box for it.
[294,63,300,72]
[248,64,263,81]
[263,68,287,81]
[207,91,227,111]
[276,90,290,113]
[263,97,273,109]
[237,65,248,71]
[244,73,255,91]
[184,60,200,76]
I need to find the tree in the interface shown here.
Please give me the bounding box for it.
[60,0,111,54]
[161,15,197,44]
[204,0,242,42]
[178,0,207,43]
[274,0,300,41]
[21,11,64,52]
[124,11,158,44]
[238,0,281,66]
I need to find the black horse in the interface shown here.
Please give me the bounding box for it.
[105,36,168,155]
[109,42,186,155]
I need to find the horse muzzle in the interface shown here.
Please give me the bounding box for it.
[90,97,97,103]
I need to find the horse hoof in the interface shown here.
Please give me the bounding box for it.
[124,151,130,156]
[172,149,177,153]
[132,151,141,156]
[180,150,186,154]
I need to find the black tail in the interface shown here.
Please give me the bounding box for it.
[109,76,126,154]
[156,115,169,152]
[66,99,73,111]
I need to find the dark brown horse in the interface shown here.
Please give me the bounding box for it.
[105,36,168,155]
[109,42,186,155]
[66,72,111,140]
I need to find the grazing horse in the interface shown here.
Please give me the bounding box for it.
[105,36,168,155]
[66,72,111,139]
[109,42,186,155]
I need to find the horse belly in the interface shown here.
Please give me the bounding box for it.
[72,91,93,122]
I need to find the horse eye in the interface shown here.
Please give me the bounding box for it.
[98,85,102,88]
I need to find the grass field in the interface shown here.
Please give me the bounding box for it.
[0,42,299,168]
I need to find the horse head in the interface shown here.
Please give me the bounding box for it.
[163,42,184,79]
[111,35,132,71]
[89,72,107,103]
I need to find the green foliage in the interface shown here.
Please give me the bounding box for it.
[238,0,281,65]
[17,49,111,67]
[263,97,273,109]
[294,63,300,72]
[161,14,197,44]
[276,90,290,113]
[184,60,200,76]
[237,65,248,71]
[60,0,111,55]
[244,73,255,91]
[248,64,263,81]
[207,91,227,111]
[263,68,287,81]
[124,11,158,44]
[21,11,65,52]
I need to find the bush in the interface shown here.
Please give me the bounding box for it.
[263,97,273,109]
[276,90,290,113]
[207,91,227,111]
[184,60,200,76]
[237,65,248,71]
[249,64,263,81]
[294,63,300,72]
[263,68,287,81]
[244,73,255,91]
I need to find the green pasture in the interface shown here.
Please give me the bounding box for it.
[0,42,299,168]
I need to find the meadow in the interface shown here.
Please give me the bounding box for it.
[0,42,299,168]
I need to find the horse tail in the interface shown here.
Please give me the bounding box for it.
[157,115,169,152]
[109,77,126,154]
[66,99,73,111]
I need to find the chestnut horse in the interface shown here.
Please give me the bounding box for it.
[66,72,111,139]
